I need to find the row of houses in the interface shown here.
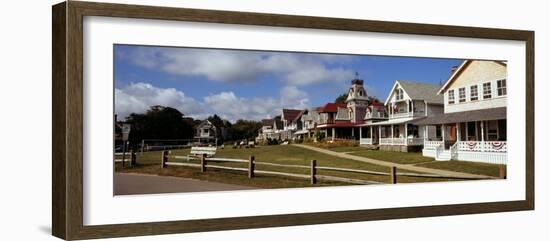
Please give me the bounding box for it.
[257,60,507,164]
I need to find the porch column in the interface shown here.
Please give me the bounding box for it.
[391,125,394,145]
[481,121,485,141]
[441,124,446,143]
[481,121,485,152]
[407,100,410,117]
[379,126,382,143]
[352,127,355,137]
[456,123,461,142]
[423,126,427,141]
[370,126,374,143]
[411,100,415,115]
[332,128,335,141]
[359,127,363,139]
[404,124,408,146]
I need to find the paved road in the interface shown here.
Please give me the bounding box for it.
[114,173,256,195]
[293,144,495,179]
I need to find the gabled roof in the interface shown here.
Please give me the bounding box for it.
[292,109,307,122]
[261,119,274,127]
[318,103,346,113]
[437,60,507,95]
[384,80,443,105]
[281,109,303,122]
[197,120,216,130]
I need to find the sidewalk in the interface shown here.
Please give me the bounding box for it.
[293,144,495,179]
[115,173,256,195]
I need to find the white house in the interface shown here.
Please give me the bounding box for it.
[365,80,444,152]
[194,120,218,145]
[357,102,387,146]
[415,60,507,164]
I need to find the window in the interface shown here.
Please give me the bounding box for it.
[470,85,478,101]
[459,87,466,103]
[483,82,492,99]
[396,89,403,100]
[448,89,455,104]
[497,79,507,96]
[435,126,442,139]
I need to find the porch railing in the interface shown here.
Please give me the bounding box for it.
[457,141,507,153]
[424,140,443,149]
[389,111,425,119]
[359,138,373,145]
[379,137,422,146]
[406,138,424,146]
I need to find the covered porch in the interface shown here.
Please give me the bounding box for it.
[316,123,362,142]
[364,117,425,147]
[415,107,507,164]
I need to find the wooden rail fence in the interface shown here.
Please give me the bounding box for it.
[158,151,499,185]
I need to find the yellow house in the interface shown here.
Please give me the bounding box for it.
[415,60,507,164]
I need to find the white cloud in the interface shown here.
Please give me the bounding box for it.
[115,82,311,122]
[115,82,206,120]
[203,85,310,122]
[125,47,356,86]
[204,92,280,122]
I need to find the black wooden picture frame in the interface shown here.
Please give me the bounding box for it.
[52,1,534,240]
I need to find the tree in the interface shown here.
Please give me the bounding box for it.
[229,119,262,141]
[207,114,232,144]
[125,105,194,148]
[334,93,348,104]
[207,114,224,129]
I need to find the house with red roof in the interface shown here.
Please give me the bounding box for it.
[301,78,388,142]
[279,109,307,140]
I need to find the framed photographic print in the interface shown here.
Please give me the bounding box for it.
[52,1,534,240]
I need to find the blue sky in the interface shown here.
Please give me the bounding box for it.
[114,44,463,122]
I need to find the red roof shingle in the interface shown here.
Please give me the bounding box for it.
[282,109,303,121]
[318,103,346,113]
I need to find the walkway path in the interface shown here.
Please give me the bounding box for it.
[115,173,256,195]
[293,144,494,179]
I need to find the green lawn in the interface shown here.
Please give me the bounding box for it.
[415,161,504,177]
[303,144,435,165]
[348,149,436,165]
[301,144,504,177]
[118,145,467,187]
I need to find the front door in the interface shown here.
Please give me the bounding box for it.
[445,125,457,149]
